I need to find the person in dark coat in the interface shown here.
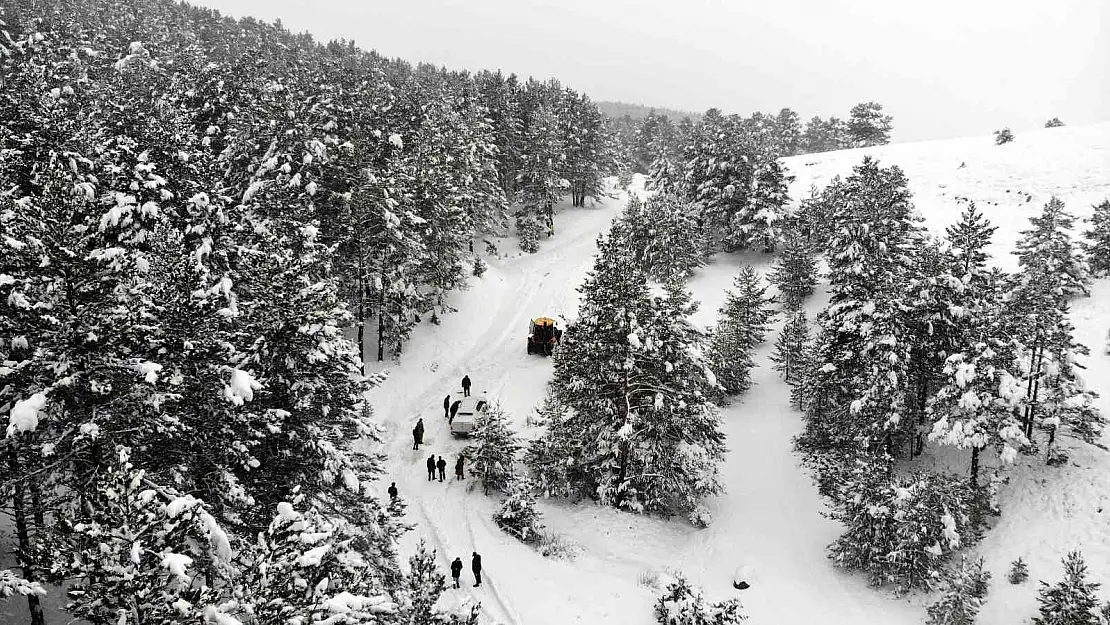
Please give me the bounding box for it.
[461,375,471,397]
[426,455,436,481]
[387,482,398,500]
[436,456,447,482]
[412,418,424,450]
[454,455,465,480]
[449,400,461,423]
[450,557,463,589]
[471,552,482,587]
[443,394,451,419]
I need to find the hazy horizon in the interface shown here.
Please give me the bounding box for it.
[194,0,1108,143]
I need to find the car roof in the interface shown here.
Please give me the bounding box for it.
[456,396,488,412]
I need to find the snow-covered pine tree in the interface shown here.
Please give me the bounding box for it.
[768,225,818,309]
[463,402,522,495]
[1015,196,1091,299]
[684,109,756,252]
[705,266,775,399]
[927,334,1030,485]
[771,310,811,386]
[340,139,429,362]
[613,193,706,282]
[242,495,403,624]
[534,234,725,521]
[494,478,545,544]
[1033,551,1102,625]
[37,447,234,624]
[775,108,803,157]
[926,557,990,625]
[1009,558,1030,584]
[654,575,746,625]
[1045,117,1065,128]
[1082,199,1110,276]
[1007,210,1103,447]
[648,115,688,195]
[827,454,980,592]
[846,101,894,147]
[560,92,614,208]
[802,158,922,457]
[516,101,564,252]
[739,158,793,252]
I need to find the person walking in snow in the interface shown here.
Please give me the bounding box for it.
[436,456,447,482]
[461,375,471,397]
[412,418,424,450]
[471,552,482,587]
[449,400,461,423]
[455,455,465,480]
[450,557,463,589]
[427,455,436,481]
[387,482,398,500]
[443,394,451,419]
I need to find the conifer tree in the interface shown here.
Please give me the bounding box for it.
[768,227,818,309]
[531,234,725,521]
[1015,196,1090,299]
[846,101,894,147]
[613,193,706,282]
[516,102,564,252]
[705,266,775,399]
[740,158,793,252]
[1082,199,1110,276]
[684,109,757,251]
[771,310,811,386]
[464,403,522,495]
[827,455,980,592]
[926,557,990,625]
[494,479,545,544]
[654,575,746,625]
[1033,551,1101,625]
[37,447,233,624]
[802,158,922,456]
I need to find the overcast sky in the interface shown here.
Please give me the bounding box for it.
[196,0,1108,143]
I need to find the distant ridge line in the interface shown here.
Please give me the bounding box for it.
[596,100,702,121]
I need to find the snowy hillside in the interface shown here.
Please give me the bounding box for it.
[362,121,1110,625]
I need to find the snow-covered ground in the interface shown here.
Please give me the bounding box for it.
[364,121,1110,625]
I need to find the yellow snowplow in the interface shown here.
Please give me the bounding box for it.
[527,317,562,356]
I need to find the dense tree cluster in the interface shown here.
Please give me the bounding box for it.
[786,157,1104,591]
[0,0,616,621]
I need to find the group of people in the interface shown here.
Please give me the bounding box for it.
[452,552,483,588]
[393,377,484,590]
[414,375,473,450]
[427,453,465,482]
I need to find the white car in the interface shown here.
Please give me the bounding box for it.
[450,396,488,437]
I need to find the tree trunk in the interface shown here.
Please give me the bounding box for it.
[356,272,366,372]
[970,446,980,486]
[1045,427,1056,464]
[377,296,386,362]
[1023,341,1044,439]
[9,448,45,625]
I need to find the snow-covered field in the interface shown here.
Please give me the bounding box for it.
[363,121,1110,624]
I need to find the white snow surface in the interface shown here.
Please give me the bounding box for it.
[360,123,1110,625]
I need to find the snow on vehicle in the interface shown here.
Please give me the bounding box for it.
[526,317,562,356]
[449,396,489,437]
